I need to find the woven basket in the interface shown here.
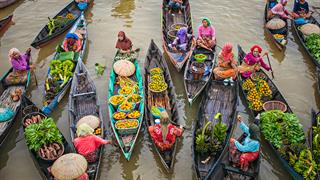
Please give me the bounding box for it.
[167,29,177,41]
[22,105,39,116]
[38,142,64,162]
[250,72,267,82]
[263,101,287,112]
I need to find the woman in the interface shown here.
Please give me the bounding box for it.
[238,45,270,78]
[269,0,293,20]
[169,27,194,52]
[115,31,139,62]
[196,17,216,51]
[292,0,312,19]
[168,0,183,14]
[63,33,82,52]
[148,111,183,151]
[213,43,238,80]
[229,115,260,171]
[73,123,112,163]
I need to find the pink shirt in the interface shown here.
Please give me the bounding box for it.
[73,135,107,156]
[271,3,290,19]
[198,25,215,39]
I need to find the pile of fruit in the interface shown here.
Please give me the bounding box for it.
[23,114,44,127]
[113,112,126,120]
[148,68,168,93]
[273,34,284,40]
[119,86,134,96]
[127,110,140,119]
[117,76,138,92]
[94,128,102,135]
[115,119,139,129]
[47,13,75,36]
[109,95,125,107]
[119,101,133,112]
[127,94,142,104]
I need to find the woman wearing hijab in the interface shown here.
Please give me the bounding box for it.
[269,0,293,20]
[116,31,134,54]
[73,123,112,163]
[9,48,33,72]
[169,27,194,52]
[292,0,312,19]
[238,45,270,78]
[213,43,238,80]
[63,33,82,52]
[196,17,216,51]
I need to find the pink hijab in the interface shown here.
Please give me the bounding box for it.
[271,0,287,15]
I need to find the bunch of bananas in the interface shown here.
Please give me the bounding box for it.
[249,99,263,111]
[247,88,261,102]
[242,79,255,91]
[258,80,272,97]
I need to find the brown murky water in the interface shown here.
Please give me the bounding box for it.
[0,0,320,179]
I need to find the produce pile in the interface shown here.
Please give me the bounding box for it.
[195,113,228,155]
[24,117,63,160]
[148,68,168,93]
[10,88,22,102]
[242,78,272,111]
[260,110,317,179]
[47,13,75,36]
[23,114,44,127]
[305,33,320,61]
[312,114,320,170]
[115,119,139,129]
[45,59,75,104]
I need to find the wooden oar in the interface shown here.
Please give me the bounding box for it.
[29,55,38,86]
[265,54,274,79]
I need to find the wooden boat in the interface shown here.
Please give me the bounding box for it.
[42,13,87,115]
[264,0,288,51]
[237,45,292,118]
[292,15,320,68]
[161,0,194,72]
[0,68,30,147]
[0,15,13,32]
[184,47,216,105]
[317,68,320,95]
[68,61,104,180]
[31,1,83,48]
[192,79,238,179]
[311,109,320,180]
[0,0,18,8]
[238,45,303,180]
[144,40,181,171]
[108,53,144,161]
[21,95,73,179]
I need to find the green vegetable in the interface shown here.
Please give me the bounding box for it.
[305,33,320,61]
[312,114,320,167]
[151,106,161,116]
[213,113,227,142]
[196,120,211,154]
[24,117,62,152]
[293,149,317,180]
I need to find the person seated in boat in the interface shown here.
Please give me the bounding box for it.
[213,43,238,81]
[168,27,194,52]
[6,48,35,84]
[73,123,112,163]
[292,0,312,19]
[238,45,270,78]
[268,0,293,20]
[63,33,82,52]
[196,17,216,51]
[74,20,86,41]
[168,0,183,14]
[76,0,90,10]
[115,31,139,62]
[229,115,260,171]
[148,110,183,152]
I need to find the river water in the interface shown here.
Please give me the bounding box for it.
[0,0,319,179]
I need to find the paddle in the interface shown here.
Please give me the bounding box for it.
[265,53,275,79]
[26,48,38,86]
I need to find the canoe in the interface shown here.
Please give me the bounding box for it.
[192,79,238,179]
[31,1,83,48]
[0,67,30,147]
[238,45,303,179]
[208,122,261,180]
[68,61,104,180]
[311,109,320,180]
[42,13,87,115]
[144,40,181,171]
[0,15,13,32]
[0,0,18,8]
[108,53,144,161]
[292,15,320,68]
[21,95,74,179]
[264,0,288,51]
[184,47,216,105]
[237,45,292,118]
[161,0,194,72]
[318,68,320,95]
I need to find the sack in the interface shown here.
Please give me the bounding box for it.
[294,18,307,26]
[300,23,320,36]
[266,18,286,30]
[0,108,14,122]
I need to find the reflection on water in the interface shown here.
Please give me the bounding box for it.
[111,0,135,27]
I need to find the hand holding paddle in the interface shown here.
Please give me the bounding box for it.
[264,52,275,79]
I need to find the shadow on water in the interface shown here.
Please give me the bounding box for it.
[111,0,135,27]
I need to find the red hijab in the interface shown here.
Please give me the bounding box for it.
[221,43,234,61]
[250,45,262,53]
[115,31,132,51]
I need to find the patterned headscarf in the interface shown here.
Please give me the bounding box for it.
[221,43,233,61]
[176,27,188,44]
[8,48,21,61]
[76,123,94,137]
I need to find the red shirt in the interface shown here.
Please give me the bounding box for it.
[73,135,107,156]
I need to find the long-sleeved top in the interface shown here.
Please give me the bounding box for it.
[11,53,30,71]
[271,3,290,19]
[244,52,270,70]
[198,25,215,39]
[235,122,260,153]
[73,135,108,155]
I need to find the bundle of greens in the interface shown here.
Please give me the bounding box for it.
[49,59,75,88]
[305,33,320,61]
[312,114,320,166]
[290,149,317,180]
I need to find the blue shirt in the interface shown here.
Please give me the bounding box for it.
[293,1,309,14]
[235,122,260,153]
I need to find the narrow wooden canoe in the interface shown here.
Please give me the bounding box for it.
[68,61,104,180]
[0,0,18,8]
[264,0,288,51]
[21,95,74,180]
[31,1,83,48]
[42,13,87,115]
[292,15,320,68]
[192,79,238,179]
[0,15,13,32]
[0,67,30,147]
[108,53,144,161]
[238,45,303,179]
[317,68,320,95]
[310,109,320,180]
[184,47,216,105]
[144,40,181,171]
[161,0,194,72]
